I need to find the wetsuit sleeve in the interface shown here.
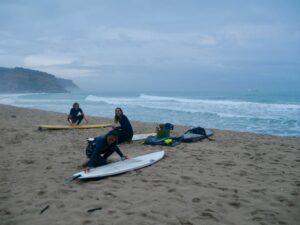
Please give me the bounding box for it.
[114,145,124,158]
[102,145,124,159]
[112,145,124,158]
[79,108,84,115]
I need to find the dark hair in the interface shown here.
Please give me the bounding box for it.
[105,129,119,144]
[73,102,79,108]
[114,107,123,123]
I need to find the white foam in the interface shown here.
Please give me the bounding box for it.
[2,92,299,136]
[85,94,300,121]
[0,93,49,104]
[0,97,16,105]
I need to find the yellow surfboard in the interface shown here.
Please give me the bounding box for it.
[37,124,112,130]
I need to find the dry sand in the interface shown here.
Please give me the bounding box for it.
[0,104,299,225]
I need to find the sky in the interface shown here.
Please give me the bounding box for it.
[0,0,299,92]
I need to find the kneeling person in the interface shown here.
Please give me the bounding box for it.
[68,102,88,125]
[113,107,133,144]
[82,130,128,171]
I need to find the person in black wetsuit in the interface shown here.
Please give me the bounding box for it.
[81,130,129,171]
[67,102,88,125]
[113,107,133,144]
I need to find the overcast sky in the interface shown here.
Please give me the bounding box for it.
[0,0,299,91]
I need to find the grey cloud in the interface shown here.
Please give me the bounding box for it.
[0,0,299,91]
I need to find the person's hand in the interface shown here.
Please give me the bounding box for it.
[121,155,130,160]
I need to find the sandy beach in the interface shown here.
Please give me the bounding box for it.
[0,104,299,225]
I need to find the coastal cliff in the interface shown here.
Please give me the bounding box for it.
[0,67,79,93]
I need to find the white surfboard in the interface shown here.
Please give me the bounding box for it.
[132,133,156,141]
[73,151,165,179]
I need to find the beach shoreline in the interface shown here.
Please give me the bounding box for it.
[1,104,299,225]
[1,90,299,137]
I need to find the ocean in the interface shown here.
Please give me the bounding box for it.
[1,90,299,137]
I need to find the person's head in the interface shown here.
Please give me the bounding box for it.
[73,102,79,109]
[114,107,123,123]
[105,130,118,145]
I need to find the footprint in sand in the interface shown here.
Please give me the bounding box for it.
[0,195,9,201]
[168,188,176,193]
[141,179,148,183]
[45,166,52,170]
[251,209,279,216]
[192,197,201,203]
[103,191,117,198]
[60,189,78,194]
[37,190,47,196]
[59,145,68,151]
[215,161,236,167]
[200,210,219,222]
[177,217,194,225]
[57,203,65,209]
[107,210,116,215]
[250,209,279,222]
[0,208,12,216]
[228,201,241,208]
[181,175,191,180]
[21,159,35,165]
[290,192,298,196]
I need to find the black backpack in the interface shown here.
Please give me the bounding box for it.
[181,127,210,143]
[187,127,207,137]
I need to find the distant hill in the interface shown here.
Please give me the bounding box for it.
[0,67,80,93]
[56,77,80,92]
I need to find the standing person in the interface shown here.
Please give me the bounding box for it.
[113,107,133,144]
[67,102,88,125]
[82,130,129,171]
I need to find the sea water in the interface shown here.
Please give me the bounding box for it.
[0,90,299,137]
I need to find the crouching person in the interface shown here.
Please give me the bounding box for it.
[81,130,128,172]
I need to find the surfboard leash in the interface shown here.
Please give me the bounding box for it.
[64,174,81,185]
